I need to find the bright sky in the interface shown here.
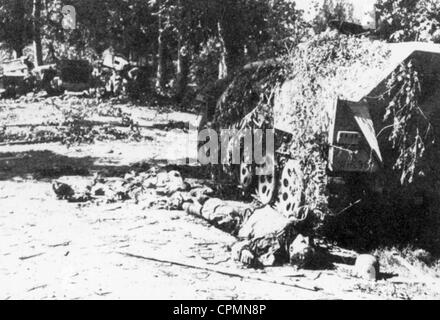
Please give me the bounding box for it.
[294,0,377,28]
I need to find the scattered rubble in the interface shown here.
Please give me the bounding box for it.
[52,169,206,210]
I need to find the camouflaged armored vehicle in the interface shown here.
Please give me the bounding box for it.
[271,41,440,215]
[200,1,440,219]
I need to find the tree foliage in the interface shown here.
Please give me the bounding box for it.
[383,57,439,186]
[377,0,440,42]
[0,0,34,56]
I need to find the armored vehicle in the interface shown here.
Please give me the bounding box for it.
[0,57,36,97]
[200,1,440,219]
[0,57,92,97]
[40,59,92,95]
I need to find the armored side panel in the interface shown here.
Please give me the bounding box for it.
[58,60,92,91]
[2,59,29,78]
[328,99,381,173]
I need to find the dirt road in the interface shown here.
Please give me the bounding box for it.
[1,99,438,300]
[0,179,387,300]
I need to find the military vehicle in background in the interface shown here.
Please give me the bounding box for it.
[98,50,150,98]
[0,50,149,98]
[0,57,92,97]
[41,59,93,95]
[0,57,36,97]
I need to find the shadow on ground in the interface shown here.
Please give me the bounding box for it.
[0,150,97,180]
[0,150,211,181]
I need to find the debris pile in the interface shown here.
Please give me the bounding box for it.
[52,169,213,210]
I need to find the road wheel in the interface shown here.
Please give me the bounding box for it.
[239,156,255,192]
[277,159,305,218]
[255,153,276,205]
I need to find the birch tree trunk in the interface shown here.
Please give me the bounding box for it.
[33,0,43,66]
[156,0,166,90]
[175,0,190,101]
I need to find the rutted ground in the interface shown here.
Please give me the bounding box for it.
[0,180,386,300]
[1,98,439,300]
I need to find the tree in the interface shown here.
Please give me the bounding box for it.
[216,0,242,77]
[313,0,347,32]
[215,0,302,77]
[174,0,218,99]
[32,0,43,65]
[155,0,166,90]
[376,0,440,42]
[153,0,218,93]
[0,0,33,57]
[175,0,189,100]
[0,0,305,100]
